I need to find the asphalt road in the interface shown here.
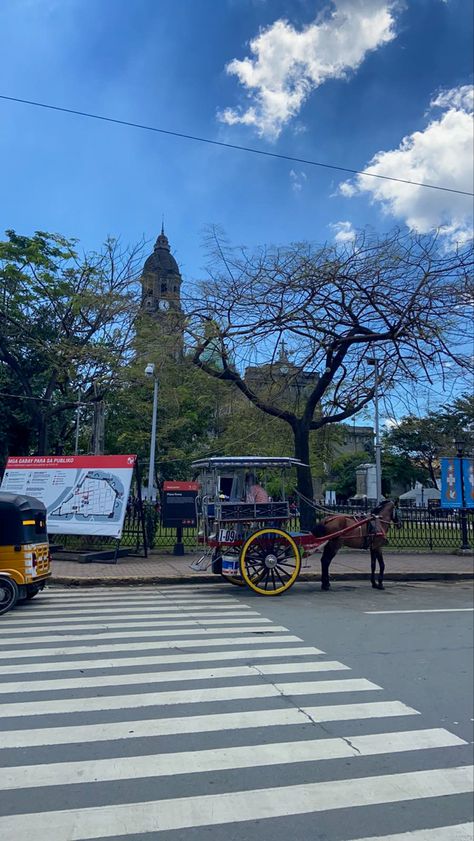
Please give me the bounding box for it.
[0,579,472,841]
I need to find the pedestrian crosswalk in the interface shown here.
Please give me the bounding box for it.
[0,583,472,841]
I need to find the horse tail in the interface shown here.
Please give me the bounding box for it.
[311,521,327,538]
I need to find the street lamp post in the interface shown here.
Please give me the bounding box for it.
[455,439,471,552]
[368,357,382,503]
[145,363,159,501]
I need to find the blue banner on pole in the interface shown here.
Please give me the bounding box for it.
[441,457,474,508]
[463,457,474,508]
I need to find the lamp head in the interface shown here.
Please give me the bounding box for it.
[145,363,155,378]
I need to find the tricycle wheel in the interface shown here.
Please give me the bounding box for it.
[26,584,42,600]
[0,577,20,615]
[239,528,301,595]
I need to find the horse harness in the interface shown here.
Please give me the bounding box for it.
[324,512,389,544]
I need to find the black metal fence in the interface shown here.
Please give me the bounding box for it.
[149,504,474,553]
[312,504,474,551]
[50,506,150,556]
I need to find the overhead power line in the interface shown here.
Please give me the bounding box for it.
[1,93,473,197]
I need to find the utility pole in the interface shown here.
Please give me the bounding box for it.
[74,388,81,455]
[145,363,159,501]
[455,440,471,552]
[91,382,105,455]
[368,357,382,503]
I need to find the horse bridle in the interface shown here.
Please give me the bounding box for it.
[377,506,402,530]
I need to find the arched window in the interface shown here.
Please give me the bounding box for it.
[161,283,167,293]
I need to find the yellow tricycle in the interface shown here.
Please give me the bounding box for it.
[0,492,51,615]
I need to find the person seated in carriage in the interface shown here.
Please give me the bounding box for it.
[245,472,270,504]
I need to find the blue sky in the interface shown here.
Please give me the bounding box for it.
[0,0,472,427]
[0,0,472,279]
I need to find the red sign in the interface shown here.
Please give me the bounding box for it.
[163,481,200,492]
[6,455,136,469]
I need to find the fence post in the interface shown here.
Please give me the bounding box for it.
[174,525,185,556]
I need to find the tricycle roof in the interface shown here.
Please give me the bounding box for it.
[0,491,46,517]
[191,456,307,471]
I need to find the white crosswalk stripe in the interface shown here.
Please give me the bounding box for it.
[0,644,323,674]
[0,659,350,694]
[0,677,381,718]
[0,701,419,749]
[29,596,238,608]
[0,632,302,660]
[345,826,474,841]
[0,586,471,841]
[1,600,251,619]
[1,767,472,840]
[0,729,465,790]
[0,613,263,632]
[1,622,289,644]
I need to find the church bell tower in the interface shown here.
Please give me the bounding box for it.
[141,224,183,319]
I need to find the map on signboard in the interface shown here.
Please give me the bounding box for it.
[49,470,124,523]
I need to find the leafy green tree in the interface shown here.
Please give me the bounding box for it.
[328,450,427,500]
[104,350,234,481]
[384,394,474,485]
[328,452,372,499]
[380,452,429,496]
[0,363,36,461]
[0,230,143,458]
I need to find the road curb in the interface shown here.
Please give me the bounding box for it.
[48,571,474,587]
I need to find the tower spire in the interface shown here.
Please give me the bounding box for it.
[154,219,170,251]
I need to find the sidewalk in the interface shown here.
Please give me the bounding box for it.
[50,549,474,587]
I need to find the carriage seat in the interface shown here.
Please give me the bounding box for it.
[216,501,290,522]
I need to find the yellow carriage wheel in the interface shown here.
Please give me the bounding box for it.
[239,528,301,596]
[221,572,246,587]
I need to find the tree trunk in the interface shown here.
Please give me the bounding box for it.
[428,458,438,488]
[293,420,316,531]
[36,413,49,456]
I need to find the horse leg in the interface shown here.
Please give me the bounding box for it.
[321,541,337,591]
[370,549,378,588]
[377,549,385,590]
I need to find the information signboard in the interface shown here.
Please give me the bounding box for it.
[162,481,199,528]
[1,455,136,537]
[440,457,474,509]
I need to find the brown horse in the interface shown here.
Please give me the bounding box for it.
[311,500,402,591]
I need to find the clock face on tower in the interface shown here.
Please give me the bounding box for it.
[158,299,170,311]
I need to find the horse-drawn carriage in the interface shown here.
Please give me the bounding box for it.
[191,457,399,594]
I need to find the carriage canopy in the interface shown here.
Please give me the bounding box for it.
[191,456,307,471]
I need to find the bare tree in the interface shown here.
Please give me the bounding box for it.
[186,228,473,528]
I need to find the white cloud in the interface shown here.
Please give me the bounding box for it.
[289,168,307,193]
[329,220,356,242]
[430,84,473,113]
[219,1,398,139]
[340,84,474,247]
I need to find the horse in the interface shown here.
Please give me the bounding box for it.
[311,500,402,591]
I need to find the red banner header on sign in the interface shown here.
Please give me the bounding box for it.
[6,455,137,469]
[163,481,200,492]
